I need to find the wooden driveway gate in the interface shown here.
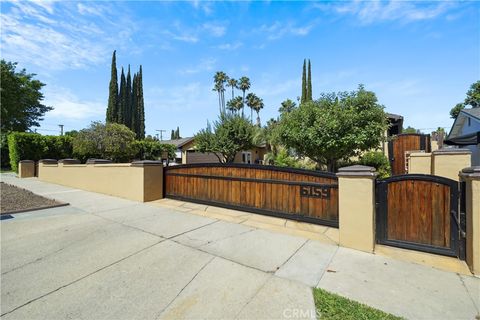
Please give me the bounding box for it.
[388,134,431,175]
[164,164,339,227]
[376,174,465,259]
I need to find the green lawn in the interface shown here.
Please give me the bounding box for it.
[313,288,403,320]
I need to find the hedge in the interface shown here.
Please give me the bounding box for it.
[7,132,73,172]
[1,133,10,168]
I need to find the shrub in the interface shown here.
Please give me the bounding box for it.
[7,132,73,172]
[1,133,10,168]
[133,140,176,160]
[73,122,137,162]
[359,151,391,178]
[195,113,255,163]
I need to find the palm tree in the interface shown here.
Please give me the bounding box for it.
[245,92,257,124]
[232,96,243,113]
[238,76,251,117]
[226,98,236,113]
[226,96,243,114]
[227,78,237,100]
[213,71,228,113]
[252,96,264,126]
[279,99,296,114]
[212,82,223,114]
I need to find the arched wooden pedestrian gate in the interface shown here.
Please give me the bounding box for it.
[376,174,465,259]
[164,164,339,227]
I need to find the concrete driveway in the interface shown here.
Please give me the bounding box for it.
[1,174,479,320]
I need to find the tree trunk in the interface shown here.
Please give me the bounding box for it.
[326,159,337,172]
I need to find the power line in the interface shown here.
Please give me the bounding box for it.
[156,129,166,141]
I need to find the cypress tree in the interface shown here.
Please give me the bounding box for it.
[131,73,138,137]
[171,130,175,140]
[307,59,312,101]
[301,59,307,104]
[176,126,180,139]
[136,65,145,139]
[126,65,132,129]
[118,68,126,124]
[106,50,118,123]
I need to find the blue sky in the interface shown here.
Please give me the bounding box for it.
[1,0,479,138]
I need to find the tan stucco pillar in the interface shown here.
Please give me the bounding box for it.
[337,165,378,253]
[460,167,480,275]
[18,160,35,178]
[131,160,164,201]
[432,149,471,181]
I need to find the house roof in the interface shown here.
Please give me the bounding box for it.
[160,137,195,148]
[461,108,480,121]
[386,113,403,121]
[445,108,480,145]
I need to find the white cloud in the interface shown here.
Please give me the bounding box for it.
[257,21,315,40]
[191,0,213,15]
[203,22,227,37]
[1,1,137,71]
[146,82,216,113]
[315,1,455,25]
[216,42,243,50]
[180,58,216,75]
[43,86,105,121]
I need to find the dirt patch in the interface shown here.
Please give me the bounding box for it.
[1,183,67,215]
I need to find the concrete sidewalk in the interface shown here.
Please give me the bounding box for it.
[1,174,479,320]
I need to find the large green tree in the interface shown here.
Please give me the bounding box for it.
[106,51,118,123]
[195,113,255,163]
[450,80,480,119]
[72,122,137,162]
[1,60,52,132]
[464,80,480,108]
[279,85,387,172]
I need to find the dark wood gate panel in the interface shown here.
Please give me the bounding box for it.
[376,174,465,259]
[164,163,339,227]
[388,134,431,175]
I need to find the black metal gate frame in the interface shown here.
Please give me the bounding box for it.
[376,174,464,259]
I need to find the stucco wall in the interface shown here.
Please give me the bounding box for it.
[408,153,431,174]
[432,150,471,181]
[38,162,163,202]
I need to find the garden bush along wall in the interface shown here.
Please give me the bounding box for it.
[7,132,73,172]
[7,132,177,172]
[1,133,10,168]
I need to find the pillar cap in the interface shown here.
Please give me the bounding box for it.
[58,158,81,164]
[460,166,480,179]
[38,159,57,164]
[131,160,164,167]
[86,159,112,164]
[432,148,471,155]
[19,160,34,163]
[336,165,377,177]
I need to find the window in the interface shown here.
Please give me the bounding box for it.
[241,152,252,164]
